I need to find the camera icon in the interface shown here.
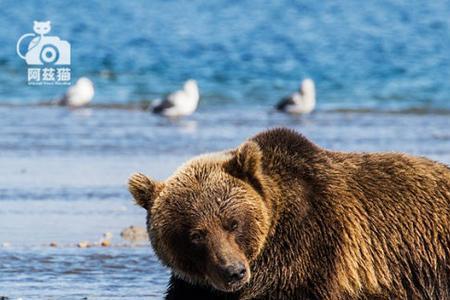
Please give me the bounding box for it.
[17,21,71,65]
[25,35,70,65]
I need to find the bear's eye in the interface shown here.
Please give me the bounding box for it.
[189,230,205,244]
[227,219,239,232]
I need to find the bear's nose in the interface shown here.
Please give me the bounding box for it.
[224,262,246,283]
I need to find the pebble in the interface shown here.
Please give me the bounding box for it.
[120,225,148,242]
[77,241,90,248]
[103,232,113,240]
[100,239,111,247]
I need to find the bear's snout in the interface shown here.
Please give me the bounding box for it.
[222,261,247,283]
[204,231,251,292]
[211,260,250,292]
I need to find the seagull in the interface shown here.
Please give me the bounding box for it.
[59,77,94,108]
[276,79,316,114]
[152,80,200,117]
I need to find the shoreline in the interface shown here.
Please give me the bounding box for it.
[0,102,449,115]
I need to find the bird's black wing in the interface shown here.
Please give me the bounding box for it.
[152,94,175,114]
[275,95,295,111]
[58,95,68,106]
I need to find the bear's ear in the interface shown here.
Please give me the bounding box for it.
[225,141,264,192]
[235,141,263,176]
[128,173,163,210]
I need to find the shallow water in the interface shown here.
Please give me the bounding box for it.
[0,106,449,299]
[0,247,169,299]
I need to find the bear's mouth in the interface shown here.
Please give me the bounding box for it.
[225,275,250,292]
[208,268,251,293]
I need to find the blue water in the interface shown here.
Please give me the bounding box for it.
[1,0,450,109]
[1,1,450,299]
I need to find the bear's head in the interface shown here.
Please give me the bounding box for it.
[128,141,272,292]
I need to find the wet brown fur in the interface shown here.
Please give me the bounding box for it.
[129,128,450,299]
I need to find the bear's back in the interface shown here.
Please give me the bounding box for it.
[249,128,450,299]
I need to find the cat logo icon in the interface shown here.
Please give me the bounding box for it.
[17,21,71,65]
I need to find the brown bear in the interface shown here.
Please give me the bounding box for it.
[128,128,450,300]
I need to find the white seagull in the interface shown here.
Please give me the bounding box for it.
[276,78,316,114]
[59,77,95,108]
[152,80,200,117]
